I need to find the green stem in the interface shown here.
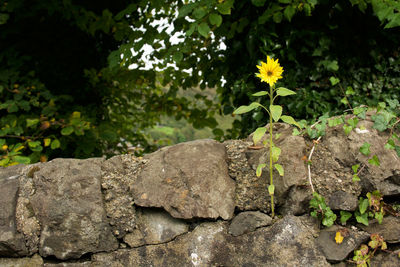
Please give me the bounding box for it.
[269,84,275,218]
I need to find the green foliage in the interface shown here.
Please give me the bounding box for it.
[355,190,385,226]
[352,233,387,267]
[309,192,337,227]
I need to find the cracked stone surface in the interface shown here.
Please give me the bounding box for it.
[131,139,235,220]
[29,158,118,260]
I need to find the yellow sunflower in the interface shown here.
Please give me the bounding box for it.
[256,56,284,87]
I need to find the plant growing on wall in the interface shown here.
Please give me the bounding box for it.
[233,56,299,217]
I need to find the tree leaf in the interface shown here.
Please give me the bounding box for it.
[209,13,223,27]
[51,139,61,149]
[61,126,74,135]
[26,118,39,128]
[276,87,296,96]
[253,127,267,145]
[14,156,31,164]
[197,22,210,38]
[274,163,284,176]
[270,105,282,122]
[284,5,296,22]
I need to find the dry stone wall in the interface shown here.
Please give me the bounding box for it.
[1,118,400,266]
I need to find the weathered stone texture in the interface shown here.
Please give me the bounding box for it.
[0,164,29,257]
[29,158,118,260]
[132,139,235,220]
[93,215,330,267]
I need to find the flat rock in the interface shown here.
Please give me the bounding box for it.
[0,164,29,257]
[29,158,118,260]
[316,225,370,261]
[359,216,400,243]
[124,208,189,247]
[92,215,330,266]
[0,253,43,267]
[228,211,272,236]
[328,190,358,211]
[132,139,235,220]
[370,249,400,267]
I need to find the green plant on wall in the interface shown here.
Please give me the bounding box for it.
[233,56,299,217]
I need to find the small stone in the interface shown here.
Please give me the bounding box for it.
[229,211,272,236]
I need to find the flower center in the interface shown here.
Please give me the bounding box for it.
[267,71,273,76]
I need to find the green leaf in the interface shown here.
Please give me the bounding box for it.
[345,86,355,95]
[270,105,282,122]
[233,102,260,115]
[193,7,207,19]
[359,142,371,156]
[276,87,296,96]
[395,145,400,157]
[253,127,267,145]
[26,118,40,128]
[256,163,266,177]
[272,12,283,23]
[347,117,359,128]
[352,174,360,182]
[186,23,197,36]
[280,115,300,128]
[384,139,395,150]
[178,3,195,18]
[375,211,384,224]
[14,156,31,164]
[329,76,340,85]
[252,91,269,97]
[355,211,369,226]
[198,22,210,38]
[61,126,74,135]
[340,211,352,225]
[217,0,234,15]
[209,13,223,27]
[328,117,344,127]
[51,139,61,149]
[271,146,281,162]
[173,52,183,63]
[359,198,369,214]
[283,5,296,21]
[343,124,353,135]
[274,164,284,176]
[251,0,267,7]
[268,184,275,195]
[352,164,360,173]
[368,155,380,166]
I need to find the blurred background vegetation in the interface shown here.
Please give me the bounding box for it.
[1,0,399,166]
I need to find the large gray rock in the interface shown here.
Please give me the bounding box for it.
[132,139,235,220]
[0,164,30,257]
[359,216,400,243]
[123,208,189,247]
[316,225,370,262]
[29,158,118,260]
[92,215,330,267]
